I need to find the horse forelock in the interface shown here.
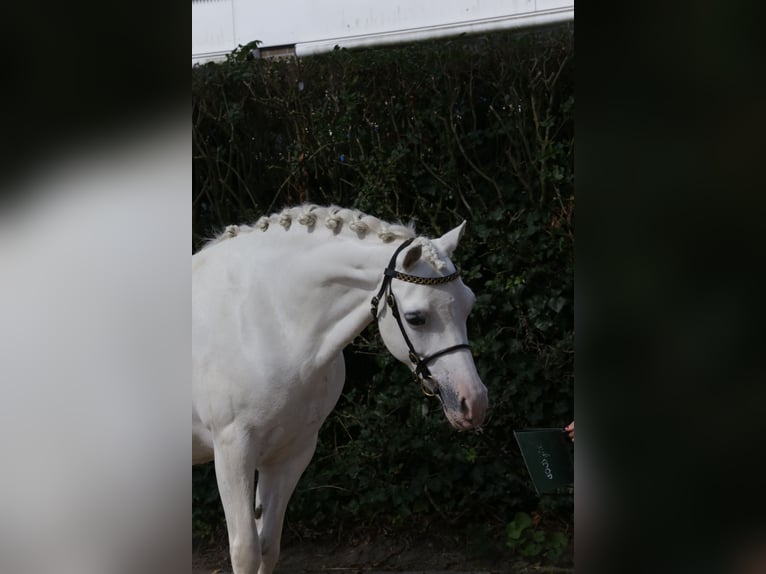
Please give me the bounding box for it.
[414,237,448,273]
[200,203,420,250]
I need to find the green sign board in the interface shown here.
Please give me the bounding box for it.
[513,428,574,495]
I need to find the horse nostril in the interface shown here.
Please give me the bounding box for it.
[460,397,469,416]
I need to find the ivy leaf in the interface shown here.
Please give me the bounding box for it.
[547,296,567,313]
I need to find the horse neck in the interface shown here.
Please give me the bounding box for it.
[258,232,402,363]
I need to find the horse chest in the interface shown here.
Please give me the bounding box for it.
[290,356,346,427]
[253,356,345,461]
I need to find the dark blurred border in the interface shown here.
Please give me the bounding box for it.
[0,0,187,192]
[578,1,766,572]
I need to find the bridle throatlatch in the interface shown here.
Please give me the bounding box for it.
[370,238,471,397]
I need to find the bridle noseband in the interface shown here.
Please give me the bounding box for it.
[370,238,471,397]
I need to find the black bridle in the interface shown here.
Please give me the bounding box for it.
[370,238,471,397]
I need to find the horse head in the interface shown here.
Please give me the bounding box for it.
[373,222,488,431]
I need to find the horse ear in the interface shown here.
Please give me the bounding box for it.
[432,221,466,257]
[402,244,422,270]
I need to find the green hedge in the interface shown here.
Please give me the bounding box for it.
[193,25,574,556]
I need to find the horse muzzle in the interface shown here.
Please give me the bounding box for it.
[436,380,488,431]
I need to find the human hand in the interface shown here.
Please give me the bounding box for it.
[565,421,574,443]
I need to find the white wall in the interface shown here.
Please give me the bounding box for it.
[192,0,236,59]
[192,0,574,64]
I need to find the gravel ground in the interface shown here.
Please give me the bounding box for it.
[192,531,574,574]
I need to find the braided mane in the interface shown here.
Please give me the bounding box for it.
[200,204,447,271]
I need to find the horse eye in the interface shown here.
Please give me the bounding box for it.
[404,311,426,326]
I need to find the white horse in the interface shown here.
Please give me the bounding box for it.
[192,204,488,574]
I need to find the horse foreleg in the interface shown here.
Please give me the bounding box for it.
[255,434,318,574]
[213,425,260,574]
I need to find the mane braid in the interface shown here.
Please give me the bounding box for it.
[200,203,420,250]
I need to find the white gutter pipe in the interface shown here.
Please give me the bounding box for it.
[294,8,573,57]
